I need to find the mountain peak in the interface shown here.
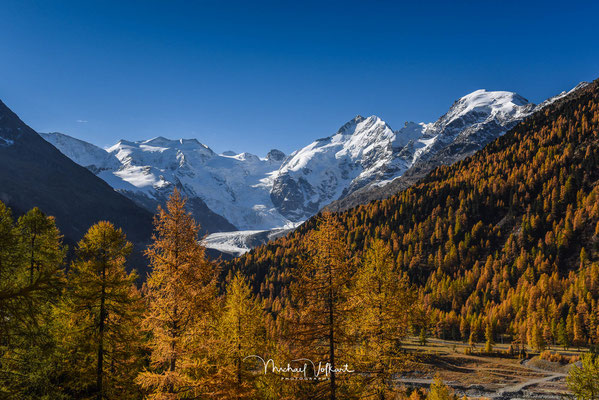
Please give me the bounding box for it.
[115,139,136,146]
[142,136,201,146]
[0,99,34,144]
[266,149,285,162]
[335,114,389,137]
[136,137,215,155]
[143,135,169,143]
[457,89,530,108]
[336,115,367,135]
[429,89,535,136]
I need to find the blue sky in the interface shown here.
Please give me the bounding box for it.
[1,0,598,155]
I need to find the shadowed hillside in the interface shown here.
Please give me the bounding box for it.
[0,100,154,272]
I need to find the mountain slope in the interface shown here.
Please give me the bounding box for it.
[39,132,121,173]
[231,78,599,346]
[0,100,154,262]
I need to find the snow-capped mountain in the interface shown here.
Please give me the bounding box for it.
[271,115,396,220]
[388,89,538,180]
[327,82,589,213]
[415,90,534,157]
[41,133,291,232]
[271,89,538,221]
[41,82,588,255]
[39,132,121,173]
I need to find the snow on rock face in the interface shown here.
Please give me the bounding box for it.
[401,90,537,168]
[393,122,425,148]
[107,137,215,172]
[422,90,535,145]
[105,138,292,230]
[269,88,546,221]
[43,134,291,231]
[270,115,402,220]
[434,90,531,129]
[266,149,286,162]
[535,82,589,110]
[41,132,120,172]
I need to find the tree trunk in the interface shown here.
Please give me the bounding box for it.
[29,233,36,284]
[97,248,107,400]
[237,317,242,385]
[169,305,178,394]
[328,258,336,400]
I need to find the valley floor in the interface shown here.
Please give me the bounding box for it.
[398,338,581,399]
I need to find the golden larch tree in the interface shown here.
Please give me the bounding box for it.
[290,211,355,400]
[349,238,415,399]
[214,271,266,398]
[137,189,218,399]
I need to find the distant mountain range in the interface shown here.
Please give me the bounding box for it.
[6,82,587,257]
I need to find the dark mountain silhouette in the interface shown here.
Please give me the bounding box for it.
[0,99,154,273]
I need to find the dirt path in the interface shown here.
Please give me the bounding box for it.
[493,359,566,397]
[395,357,568,398]
[494,373,563,397]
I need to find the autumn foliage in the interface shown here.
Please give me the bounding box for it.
[1,79,599,398]
[232,80,599,352]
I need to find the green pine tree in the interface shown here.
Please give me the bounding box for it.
[0,204,66,399]
[54,221,143,400]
